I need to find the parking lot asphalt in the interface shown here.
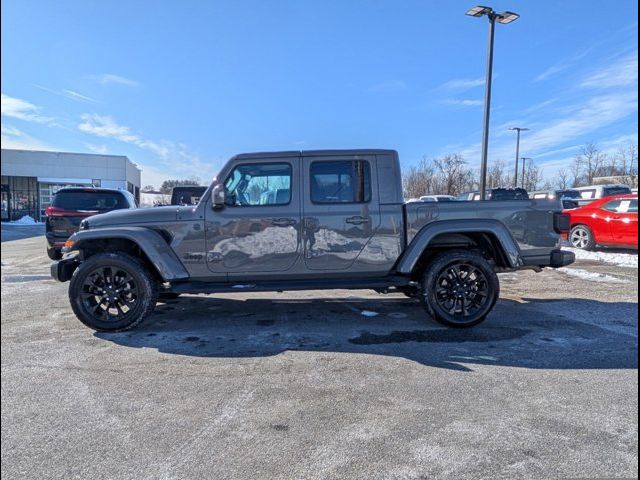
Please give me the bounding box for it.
[1,226,638,480]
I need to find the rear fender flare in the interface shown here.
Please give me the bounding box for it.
[395,219,523,274]
[68,227,189,281]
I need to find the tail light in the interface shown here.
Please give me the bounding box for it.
[45,206,66,217]
[45,206,98,217]
[553,212,571,233]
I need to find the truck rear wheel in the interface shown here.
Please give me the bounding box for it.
[69,252,159,332]
[420,250,499,328]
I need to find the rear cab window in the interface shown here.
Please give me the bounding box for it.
[310,160,371,204]
[52,190,129,211]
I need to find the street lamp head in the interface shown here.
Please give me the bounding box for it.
[509,127,530,132]
[466,5,493,17]
[497,11,520,24]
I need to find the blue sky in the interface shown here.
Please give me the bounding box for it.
[1,0,637,187]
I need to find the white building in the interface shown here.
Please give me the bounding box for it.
[1,149,141,221]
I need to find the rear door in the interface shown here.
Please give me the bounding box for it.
[301,154,380,271]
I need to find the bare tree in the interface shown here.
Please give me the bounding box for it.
[555,168,570,190]
[574,142,607,185]
[486,160,510,189]
[403,158,436,199]
[433,154,474,195]
[615,143,639,187]
[403,154,476,198]
[523,160,543,192]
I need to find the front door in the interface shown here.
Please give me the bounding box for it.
[603,198,638,245]
[205,159,301,276]
[301,155,380,271]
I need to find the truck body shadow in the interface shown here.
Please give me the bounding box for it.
[96,296,638,371]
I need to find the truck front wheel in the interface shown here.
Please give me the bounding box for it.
[69,252,159,332]
[420,250,499,328]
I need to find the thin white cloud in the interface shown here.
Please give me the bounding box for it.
[1,93,55,124]
[85,143,109,154]
[77,113,218,182]
[1,123,54,151]
[88,74,140,87]
[580,52,638,88]
[440,77,485,91]
[35,85,98,103]
[533,47,594,83]
[442,99,483,107]
[534,64,569,83]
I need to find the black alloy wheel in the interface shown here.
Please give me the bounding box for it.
[69,253,158,331]
[421,250,499,328]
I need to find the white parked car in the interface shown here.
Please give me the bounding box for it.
[419,195,457,202]
[573,184,632,206]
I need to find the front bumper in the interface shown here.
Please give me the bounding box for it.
[522,249,575,269]
[50,258,79,282]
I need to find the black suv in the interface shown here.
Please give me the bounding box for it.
[45,187,136,259]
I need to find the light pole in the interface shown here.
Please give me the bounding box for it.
[520,157,532,189]
[466,6,520,200]
[509,127,529,187]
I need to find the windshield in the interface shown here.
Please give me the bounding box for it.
[52,191,128,211]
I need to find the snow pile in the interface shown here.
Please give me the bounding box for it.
[4,216,43,225]
[557,267,630,284]
[562,246,638,268]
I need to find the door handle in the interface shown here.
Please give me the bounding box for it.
[272,217,296,227]
[346,216,369,225]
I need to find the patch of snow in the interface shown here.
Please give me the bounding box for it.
[3,215,43,226]
[562,246,638,268]
[231,284,256,289]
[360,310,379,317]
[557,267,630,284]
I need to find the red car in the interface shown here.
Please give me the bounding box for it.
[565,194,638,250]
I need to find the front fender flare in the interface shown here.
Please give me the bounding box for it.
[395,219,523,274]
[68,227,189,281]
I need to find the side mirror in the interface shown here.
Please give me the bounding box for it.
[212,184,226,210]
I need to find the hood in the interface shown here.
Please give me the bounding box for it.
[84,206,181,228]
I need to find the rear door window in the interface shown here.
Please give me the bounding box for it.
[52,191,128,211]
[310,160,371,204]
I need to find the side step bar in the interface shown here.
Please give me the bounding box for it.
[170,276,412,295]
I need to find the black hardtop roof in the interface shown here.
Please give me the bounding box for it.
[232,149,398,160]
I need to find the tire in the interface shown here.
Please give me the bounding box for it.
[569,225,595,250]
[47,247,62,260]
[420,250,500,328]
[69,252,159,332]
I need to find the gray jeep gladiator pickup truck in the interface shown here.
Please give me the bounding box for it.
[51,149,574,331]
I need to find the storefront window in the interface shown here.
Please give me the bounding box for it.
[2,176,39,221]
